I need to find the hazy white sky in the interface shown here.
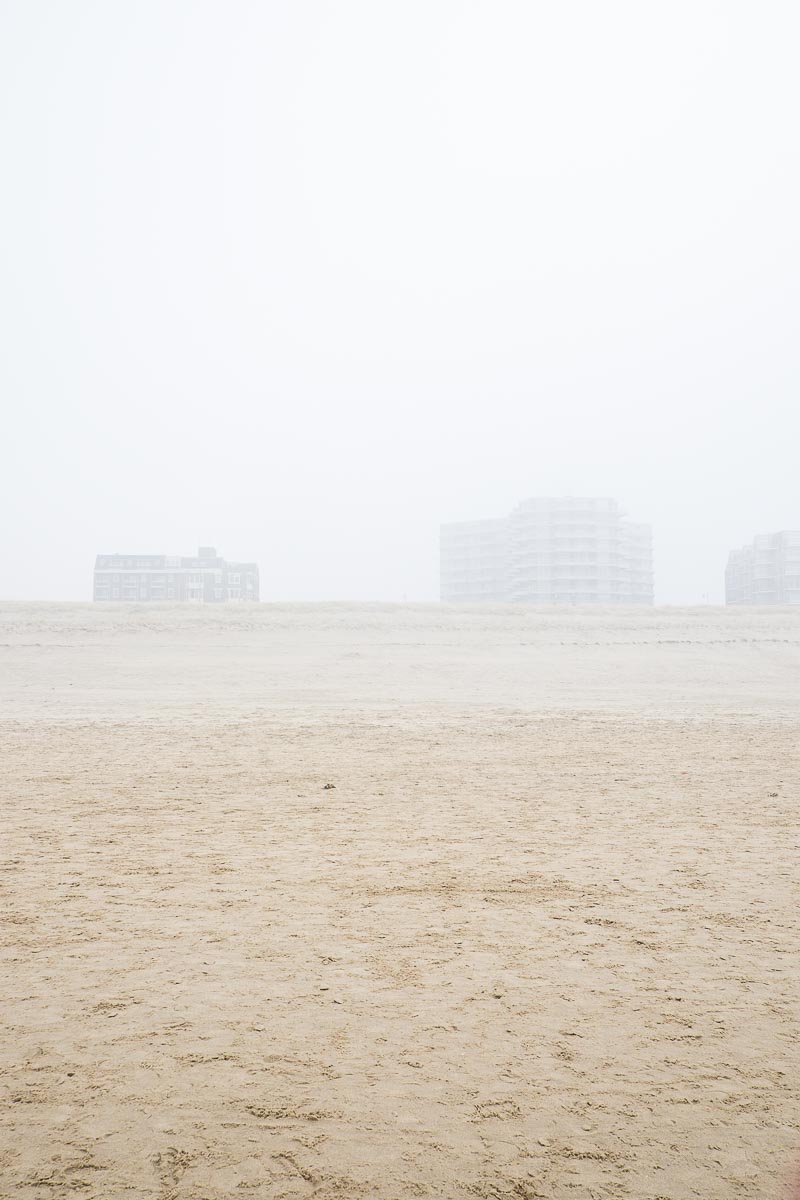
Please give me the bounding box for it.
[1,1,798,602]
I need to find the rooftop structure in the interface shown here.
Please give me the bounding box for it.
[725,531,800,604]
[441,497,653,604]
[93,546,259,602]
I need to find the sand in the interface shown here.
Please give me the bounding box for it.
[1,603,799,1200]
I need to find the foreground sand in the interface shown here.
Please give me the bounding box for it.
[1,604,799,1199]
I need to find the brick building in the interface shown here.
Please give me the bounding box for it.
[93,546,259,602]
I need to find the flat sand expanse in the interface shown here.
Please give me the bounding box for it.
[1,604,799,1200]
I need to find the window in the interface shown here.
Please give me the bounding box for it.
[229,573,240,584]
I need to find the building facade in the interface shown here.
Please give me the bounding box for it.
[725,531,800,604]
[93,546,259,602]
[441,497,653,604]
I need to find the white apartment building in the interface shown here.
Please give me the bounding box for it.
[725,531,800,604]
[93,546,259,602]
[441,497,653,604]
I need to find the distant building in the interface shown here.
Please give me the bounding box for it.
[93,546,259,602]
[725,531,800,604]
[441,497,653,604]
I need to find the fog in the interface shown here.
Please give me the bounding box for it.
[2,0,798,604]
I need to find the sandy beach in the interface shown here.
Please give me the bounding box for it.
[1,603,799,1200]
